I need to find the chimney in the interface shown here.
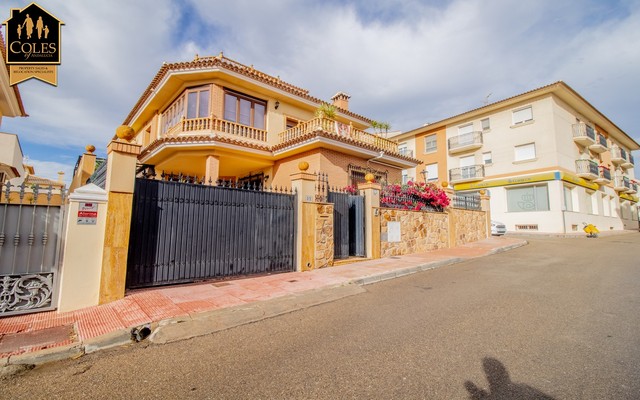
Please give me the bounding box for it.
[331,92,350,111]
[57,171,65,183]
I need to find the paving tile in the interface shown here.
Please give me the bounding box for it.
[0,324,76,355]
[74,306,126,340]
[108,297,151,328]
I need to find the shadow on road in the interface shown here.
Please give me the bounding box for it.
[464,357,555,399]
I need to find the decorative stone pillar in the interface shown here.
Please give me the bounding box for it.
[290,161,317,271]
[58,184,108,312]
[358,173,381,259]
[480,189,491,238]
[68,145,97,194]
[99,126,141,304]
[442,181,456,248]
[205,155,220,185]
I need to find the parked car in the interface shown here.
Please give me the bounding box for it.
[491,220,507,236]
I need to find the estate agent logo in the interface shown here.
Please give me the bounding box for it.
[4,2,63,86]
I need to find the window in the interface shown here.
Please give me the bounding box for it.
[223,90,266,129]
[424,135,437,153]
[286,118,299,129]
[590,191,598,215]
[402,173,409,184]
[425,163,438,181]
[506,184,550,212]
[563,186,574,212]
[161,85,210,134]
[482,151,493,165]
[458,124,473,135]
[602,194,610,217]
[514,143,536,161]
[481,118,490,131]
[512,106,533,125]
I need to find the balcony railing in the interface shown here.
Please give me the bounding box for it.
[164,116,268,143]
[572,123,596,146]
[398,148,414,158]
[575,159,599,180]
[595,166,611,184]
[448,131,483,154]
[449,164,485,183]
[623,153,634,169]
[277,116,399,154]
[613,175,631,192]
[628,181,638,194]
[589,133,608,153]
[611,146,628,165]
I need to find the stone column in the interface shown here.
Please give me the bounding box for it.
[290,162,317,271]
[480,189,491,238]
[205,155,220,185]
[57,184,108,312]
[443,182,456,248]
[99,126,141,304]
[358,173,381,259]
[68,145,97,194]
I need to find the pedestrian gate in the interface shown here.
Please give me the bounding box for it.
[328,191,365,259]
[126,179,296,288]
[0,182,65,316]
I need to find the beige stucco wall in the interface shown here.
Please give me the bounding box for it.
[0,133,25,179]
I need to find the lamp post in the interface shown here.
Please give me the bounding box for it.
[420,168,429,182]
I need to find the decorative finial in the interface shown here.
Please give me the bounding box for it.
[85,144,96,154]
[365,173,375,183]
[298,161,310,172]
[441,181,449,188]
[115,125,135,142]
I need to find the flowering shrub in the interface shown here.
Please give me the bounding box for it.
[381,181,450,211]
[343,185,359,195]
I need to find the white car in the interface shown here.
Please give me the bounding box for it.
[491,220,506,236]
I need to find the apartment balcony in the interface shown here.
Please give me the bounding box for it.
[164,116,268,144]
[449,164,485,184]
[613,175,631,192]
[398,148,414,158]
[589,133,608,153]
[622,153,634,169]
[594,166,611,184]
[610,146,628,165]
[572,123,596,147]
[628,181,638,194]
[575,159,599,181]
[447,132,483,155]
[277,116,400,155]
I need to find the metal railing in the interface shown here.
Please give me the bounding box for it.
[277,116,399,154]
[614,175,631,190]
[448,131,483,151]
[398,148,414,158]
[451,194,481,210]
[599,166,611,181]
[449,165,485,182]
[575,159,599,176]
[165,116,268,142]
[572,123,596,141]
[87,158,108,189]
[596,133,608,148]
[611,146,628,162]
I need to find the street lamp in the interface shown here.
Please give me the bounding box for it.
[420,168,428,182]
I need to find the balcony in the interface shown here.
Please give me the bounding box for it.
[610,146,628,165]
[594,166,611,184]
[448,132,483,155]
[613,175,631,192]
[628,181,638,194]
[164,116,268,144]
[277,116,399,155]
[572,123,596,147]
[622,153,634,169]
[398,148,414,158]
[575,159,599,180]
[449,164,485,184]
[589,133,608,153]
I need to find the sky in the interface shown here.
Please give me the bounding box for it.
[2,0,640,184]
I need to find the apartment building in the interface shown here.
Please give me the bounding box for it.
[395,82,639,233]
[122,53,419,189]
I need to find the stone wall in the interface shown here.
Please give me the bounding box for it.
[379,207,487,257]
[449,208,488,246]
[379,208,449,257]
[301,202,333,271]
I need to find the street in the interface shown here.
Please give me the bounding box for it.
[2,234,640,399]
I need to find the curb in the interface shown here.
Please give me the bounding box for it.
[0,240,528,371]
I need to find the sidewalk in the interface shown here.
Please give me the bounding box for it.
[0,236,526,367]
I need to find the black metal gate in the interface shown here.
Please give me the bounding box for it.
[329,191,365,259]
[126,179,296,288]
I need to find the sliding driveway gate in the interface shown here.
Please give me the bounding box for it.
[127,179,296,288]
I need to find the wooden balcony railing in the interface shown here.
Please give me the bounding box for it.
[277,116,399,154]
[164,117,268,143]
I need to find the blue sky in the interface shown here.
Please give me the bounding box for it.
[2,0,640,183]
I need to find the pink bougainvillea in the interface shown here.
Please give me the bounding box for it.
[381,181,450,211]
[343,185,359,195]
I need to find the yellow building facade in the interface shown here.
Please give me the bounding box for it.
[122,53,419,189]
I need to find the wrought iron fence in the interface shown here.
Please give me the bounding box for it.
[450,194,481,210]
[87,158,108,188]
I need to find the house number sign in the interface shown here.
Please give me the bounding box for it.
[77,202,98,225]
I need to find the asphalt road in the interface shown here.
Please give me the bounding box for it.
[3,234,640,399]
